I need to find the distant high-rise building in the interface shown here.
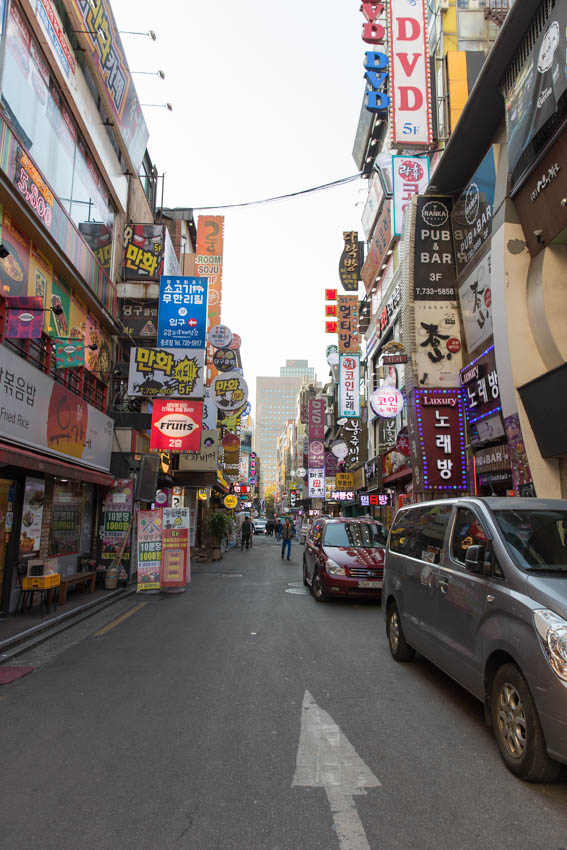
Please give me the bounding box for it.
[256,360,316,494]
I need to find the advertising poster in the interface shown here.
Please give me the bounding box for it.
[338,354,360,418]
[157,276,208,349]
[84,313,112,384]
[101,480,134,562]
[161,508,190,587]
[414,302,462,387]
[137,510,162,591]
[48,274,71,338]
[389,0,432,147]
[19,477,45,556]
[150,400,203,452]
[392,156,430,236]
[308,468,325,499]
[458,251,493,354]
[0,210,30,297]
[27,244,52,332]
[128,347,205,398]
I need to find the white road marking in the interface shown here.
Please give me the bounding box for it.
[292,690,380,850]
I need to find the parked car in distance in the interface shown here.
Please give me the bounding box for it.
[254,519,267,534]
[383,496,567,782]
[303,517,388,601]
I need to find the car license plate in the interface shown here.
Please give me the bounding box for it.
[358,580,383,588]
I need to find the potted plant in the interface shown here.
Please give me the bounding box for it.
[208,511,233,561]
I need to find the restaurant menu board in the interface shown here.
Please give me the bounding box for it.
[161,508,190,587]
[101,480,133,562]
[19,477,45,556]
[137,510,163,591]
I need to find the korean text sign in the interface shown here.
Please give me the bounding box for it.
[137,510,162,591]
[413,390,467,491]
[339,354,360,418]
[392,156,430,236]
[308,468,325,499]
[161,508,190,587]
[460,345,501,426]
[128,348,205,398]
[150,400,203,452]
[157,276,208,349]
[337,295,360,353]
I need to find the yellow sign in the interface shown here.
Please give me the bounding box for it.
[336,472,354,489]
[197,489,208,501]
[224,494,238,509]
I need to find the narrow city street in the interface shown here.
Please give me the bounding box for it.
[2,535,567,850]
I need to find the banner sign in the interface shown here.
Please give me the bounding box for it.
[54,338,85,369]
[196,215,225,383]
[308,438,325,469]
[128,347,204,398]
[150,400,203,452]
[102,479,134,562]
[210,371,248,412]
[413,196,456,300]
[161,508,190,587]
[137,510,162,591]
[119,300,158,338]
[308,468,325,499]
[410,389,468,492]
[458,251,493,354]
[389,0,432,147]
[6,296,43,338]
[337,295,360,353]
[157,276,208,349]
[414,302,463,388]
[452,150,495,276]
[308,398,325,440]
[393,156,430,236]
[339,354,360,418]
[19,477,45,556]
[66,0,148,173]
[338,231,360,291]
[178,431,219,471]
[505,3,567,179]
[0,343,113,470]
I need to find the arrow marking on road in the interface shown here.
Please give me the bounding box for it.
[292,690,380,850]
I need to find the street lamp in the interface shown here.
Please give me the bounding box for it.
[120,30,157,40]
[141,102,173,111]
[132,70,165,79]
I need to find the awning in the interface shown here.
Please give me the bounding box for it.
[0,442,114,486]
[382,468,412,484]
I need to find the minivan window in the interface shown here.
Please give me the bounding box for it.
[493,510,567,571]
[390,504,452,562]
[324,522,387,549]
[452,508,489,564]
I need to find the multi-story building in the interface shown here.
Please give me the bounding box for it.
[255,360,316,495]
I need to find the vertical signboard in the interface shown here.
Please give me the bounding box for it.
[451,150,496,276]
[393,156,430,236]
[101,480,134,563]
[337,295,360,353]
[458,251,493,354]
[388,0,432,147]
[410,389,468,492]
[338,231,360,291]
[338,354,360,418]
[137,510,162,591]
[196,215,225,384]
[157,276,208,349]
[308,468,325,499]
[161,507,190,587]
[413,196,456,300]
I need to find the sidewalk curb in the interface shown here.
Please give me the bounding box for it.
[0,586,137,662]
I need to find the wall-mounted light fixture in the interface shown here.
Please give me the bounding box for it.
[133,70,165,79]
[120,30,156,41]
[141,102,172,111]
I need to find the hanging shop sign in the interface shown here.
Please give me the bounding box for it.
[452,150,496,276]
[388,0,432,147]
[339,354,361,418]
[66,0,148,173]
[505,2,567,182]
[332,490,355,502]
[137,510,163,591]
[0,342,113,470]
[413,196,456,300]
[102,479,134,563]
[392,156,430,236]
[5,296,43,339]
[212,347,237,372]
[376,282,401,340]
[128,347,204,398]
[197,215,225,384]
[337,295,360,353]
[457,251,492,355]
[336,472,354,490]
[362,173,386,241]
[361,0,390,114]
[414,302,462,387]
[378,416,398,451]
[122,225,178,281]
[409,389,468,492]
[161,508,190,587]
[228,333,241,350]
[308,399,325,440]
[208,324,233,348]
[460,344,504,445]
[19,477,45,556]
[338,417,364,468]
[370,386,404,418]
[308,439,325,469]
[54,338,84,369]
[150,400,203,452]
[210,371,249,412]
[338,231,362,291]
[119,300,158,338]
[157,276,208,349]
[361,493,391,507]
[362,199,392,294]
[224,494,238,509]
[308,468,325,499]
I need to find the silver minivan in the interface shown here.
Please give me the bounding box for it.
[383,497,567,782]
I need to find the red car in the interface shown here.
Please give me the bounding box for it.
[303,517,388,602]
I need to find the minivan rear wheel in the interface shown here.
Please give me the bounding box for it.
[491,663,560,782]
[387,602,415,662]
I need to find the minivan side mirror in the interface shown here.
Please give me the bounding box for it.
[465,545,485,574]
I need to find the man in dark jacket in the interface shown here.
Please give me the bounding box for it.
[281,518,294,560]
[241,517,252,551]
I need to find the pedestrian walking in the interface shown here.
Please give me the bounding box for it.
[275,520,282,541]
[241,516,252,551]
[281,518,294,561]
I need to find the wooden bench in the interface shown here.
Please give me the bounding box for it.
[57,571,97,605]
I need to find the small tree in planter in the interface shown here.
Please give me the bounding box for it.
[208,511,233,560]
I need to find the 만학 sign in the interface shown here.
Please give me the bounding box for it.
[157,276,208,349]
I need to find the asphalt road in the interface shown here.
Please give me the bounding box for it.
[2,535,567,850]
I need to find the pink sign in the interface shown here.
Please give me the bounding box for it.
[308,399,325,440]
[6,297,43,339]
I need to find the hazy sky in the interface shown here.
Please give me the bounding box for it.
[112,0,366,411]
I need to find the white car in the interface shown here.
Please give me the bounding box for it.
[254,519,267,534]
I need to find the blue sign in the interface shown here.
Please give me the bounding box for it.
[157,276,208,349]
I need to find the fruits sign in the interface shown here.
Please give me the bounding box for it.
[150,400,203,452]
